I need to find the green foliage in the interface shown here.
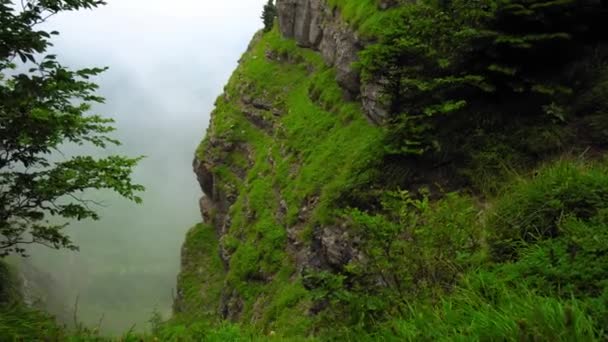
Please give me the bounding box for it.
[309,191,481,328]
[484,161,608,334]
[487,160,608,261]
[0,0,143,257]
[355,2,494,154]
[306,159,608,340]
[339,0,608,160]
[502,215,608,297]
[0,0,105,62]
[186,1,608,340]
[193,26,383,335]
[326,0,397,37]
[365,272,600,341]
[261,0,277,32]
[174,224,225,321]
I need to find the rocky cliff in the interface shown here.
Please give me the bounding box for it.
[276,0,395,123]
[178,0,382,333]
[175,0,608,339]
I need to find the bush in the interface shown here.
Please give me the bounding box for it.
[488,160,608,261]
[501,214,608,297]
[314,191,482,328]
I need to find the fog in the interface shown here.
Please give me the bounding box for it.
[22,0,266,334]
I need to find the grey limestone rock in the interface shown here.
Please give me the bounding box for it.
[277,0,388,120]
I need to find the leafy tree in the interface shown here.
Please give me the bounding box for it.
[0,0,144,257]
[261,0,277,32]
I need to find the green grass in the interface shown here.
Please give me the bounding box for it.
[187,11,608,337]
[192,25,384,335]
[326,0,404,37]
[365,273,599,341]
[312,158,608,340]
[487,159,608,261]
[173,224,225,322]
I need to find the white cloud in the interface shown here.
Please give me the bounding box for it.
[41,0,267,132]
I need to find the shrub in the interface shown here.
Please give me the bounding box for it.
[314,190,482,328]
[501,214,608,297]
[487,160,608,261]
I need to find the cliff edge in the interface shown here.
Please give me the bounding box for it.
[175,1,608,339]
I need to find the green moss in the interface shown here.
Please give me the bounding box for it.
[262,279,311,337]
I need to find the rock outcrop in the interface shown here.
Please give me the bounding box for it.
[276,0,391,123]
[193,147,238,269]
[277,0,361,96]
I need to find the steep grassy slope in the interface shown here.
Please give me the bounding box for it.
[175,0,608,340]
[183,27,384,337]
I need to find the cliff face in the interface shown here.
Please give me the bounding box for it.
[277,0,361,95]
[177,1,408,333]
[177,0,608,339]
[181,2,380,330]
[276,0,391,123]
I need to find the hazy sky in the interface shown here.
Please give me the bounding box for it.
[25,0,267,334]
